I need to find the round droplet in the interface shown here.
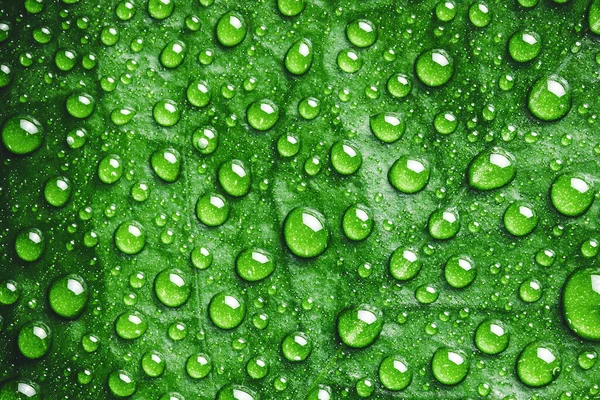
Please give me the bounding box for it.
[346,19,377,48]
[415,284,439,304]
[379,355,412,391]
[115,311,148,339]
[160,40,186,68]
[114,220,146,255]
[277,0,305,16]
[141,350,166,377]
[148,0,174,19]
[209,292,246,329]
[370,112,406,143]
[306,385,332,400]
[388,156,430,193]
[504,202,538,236]
[236,249,274,282]
[15,228,45,262]
[247,356,269,379]
[519,278,542,303]
[187,80,211,107]
[154,268,190,307]
[428,208,460,240]
[98,154,123,184]
[517,342,561,387]
[108,370,136,398]
[186,353,212,379]
[590,0,600,34]
[151,147,181,183]
[285,38,313,75]
[282,331,312,362]
[431,348,469,385]
[48,274,88,318]
[216,11,247,47]
[1,115,44,155]
[298,97,320,120]
[0,63,12,88]
[578,350,597,370]
[337,304,383,348]
[0,280,19,305]
[387,73,411,98]
[467,147,516,191]
[191,246,213,270]
[55,49,78,71]
[415,49,454,87]
[342,204,373,241]
[277,133,300,157]
[216,385,257,400]
[469,1,491,27]
[527,75,571,121]
[436,0,457,21]
[66,93,95,119]
[283,207,330,258]
[192,126,218,154]
[330,140,362,175]
[508,30,541,62]
[153,99,180,127]
[434,111,458,134]
[18,321,51,359]
[389,248,421,281]
[0,379,40,400]
[247,99,279,131]
[562,267,600,340]
[337,49,362,73]
[444,255,476,288]
[196,193,230,227]
[475,319,509,354]
[550,174,594,217]
[218,159,251,197]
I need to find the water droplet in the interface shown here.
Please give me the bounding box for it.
[192,126,218,154]
[508,30,541,62]
[160,40,186,69]
[562,267,600,340]
[415,49,454,87]
[153,99,181,127]
[528,75,571,121]
[444,255,476,288]
[151,147,182,183]
[154,268,191,307]
[370,112,406,143]
[186,353,212,379]
[1,115,44,155]
[115,311,148,339]
[283,207,329,258]
[247,99,279,131]
[15,227,45,262]
[517,342,561,387]
[218,159,251,197]
[337,304,382,348]
[389,248,421,281]
[550,174,594,216]
[48,274,88,318]
[468,147,516,191]
[388,156,430,193]
[141,350,166,377]
[216,11,247,47]
[148,0,174,19]
[236,248,274,282]
[428,208,460,240]
[18,321,52,359]
[346,19,377,48]
[187,80,211,107]
[209,292,246,329]
[342,204,373,241]
[475,319,509,354]
[330,140,362,175]
[108,370,136,397]
[285,38,313,75]
[282,331,312,361]
[503,201,538,236]
[114,220,146,255]
[379,355,412,391]
[196,193,230,227]
[431,348,469,385]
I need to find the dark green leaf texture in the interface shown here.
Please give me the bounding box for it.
[1,0,600,398]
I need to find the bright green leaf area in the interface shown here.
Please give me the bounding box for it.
[1,0,600,399]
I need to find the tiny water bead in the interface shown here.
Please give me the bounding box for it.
[283,207,330,258]
[111,107,135,125]
[379,355,412,391]
[468,147,516,191]
[562,267,600,340]
[342,204,373,241]
[428,208,460,240]
[387,73,412,98]
[247,99,279,131]
[503,202,538,236]
[141,351,166,377]
[209,292,246,329]
[550,174,594,217]
[277,133,300,157]
[475,319,509,355]
[150,147,181,183]
[98,154,124,184]
[356,379,374,397]
[218,159,251,197]
[66,92,95,119]
[15,228,45,262]
[415,284,439,304]
[337,304,383,348]
[436,0,457,21]
[337,49,362,73]
[216,384,257,400]
[48,274,88,318]
[389,248,421,281]
[298,97,320,119]
[187,80,211,107]
[148,0,174,19]
[415,49,454,87]
[433,111,458,134]
[285,38,313,75]
[114,220,146,255]
[0,280,19,305]
[444,255,476,288]
[216,11,247,47]
[108,370,136,397]
[431,348,469,385]
[578,350,598,370]
[508,30,541,62]
[282,331,312,362]
[346,19,377,48]
[369,112,406,143]
[196,193,230,227]
[115,311,148,339]
[18,321,52,359]
[116,0,136,20]
[247,356,269,379]
[469,1,492,27]
[519,278,543,303]
[236,249,275,282]
[527,75,571,121]
[192,126,218,154]
[131,181,150,202]
[160,40,186,69]
[55,49,78,71]
[388,156,430,194]
[153,99,181,127]
[186,354,212,379]
[517,342,561,387]
[330,140,362,175]
[1,115,44,155]
[82,334,100,353]
[191,246,213,270]
[154,268,191,307]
